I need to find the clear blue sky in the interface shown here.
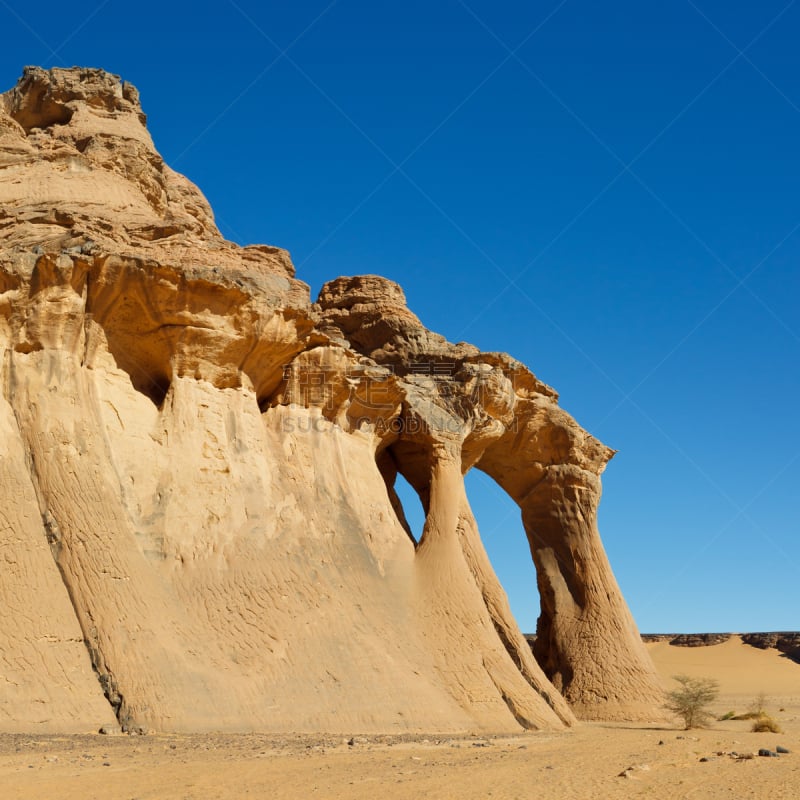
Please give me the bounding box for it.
[2,1,798,634]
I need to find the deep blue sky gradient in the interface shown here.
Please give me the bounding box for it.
[2,0,798,633]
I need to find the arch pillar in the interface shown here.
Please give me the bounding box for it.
[476,406,664,721]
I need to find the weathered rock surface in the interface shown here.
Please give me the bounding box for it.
[0,66,663,733]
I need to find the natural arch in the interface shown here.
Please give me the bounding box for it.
[464,469,541,635]
[375,445,426,546]
[475,414,665,721]
[375,434,576,729]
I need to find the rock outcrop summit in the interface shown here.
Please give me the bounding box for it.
[0,67,663,733]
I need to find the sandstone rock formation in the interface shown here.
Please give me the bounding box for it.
[640,634,732,647]
[0,66,663,734]
[741,633,800,664]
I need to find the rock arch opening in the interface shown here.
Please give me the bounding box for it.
[375,445,428,547]
[464,468,541,637]
[392,472,425,545]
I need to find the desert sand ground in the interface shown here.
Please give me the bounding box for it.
[1,636,797,800]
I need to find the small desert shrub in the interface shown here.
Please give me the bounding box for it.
[747,694,781,732]
[664,674,719,729]
[718,710,735,721]
[750,692,767,716]
[730,693,761,719]
[751,713,781,733]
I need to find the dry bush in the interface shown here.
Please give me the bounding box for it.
[732,692,771,720]
[727,693,782,731]
[664,674,720,729]
[750,692,767,715]
[751,713,781,733]
[749,694,781,733]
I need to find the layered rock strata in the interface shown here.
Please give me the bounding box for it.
[0,66,663,733]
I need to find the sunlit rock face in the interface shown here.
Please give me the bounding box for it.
[0,66,663,734]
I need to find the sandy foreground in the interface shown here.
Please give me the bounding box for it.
[1,636,797,799]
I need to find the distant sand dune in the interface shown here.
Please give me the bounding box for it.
[647,634,800,700]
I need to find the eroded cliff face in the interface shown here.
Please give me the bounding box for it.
[0,66,663,733]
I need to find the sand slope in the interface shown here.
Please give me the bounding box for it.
[2,634,798,799]
[647,635,800,701]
